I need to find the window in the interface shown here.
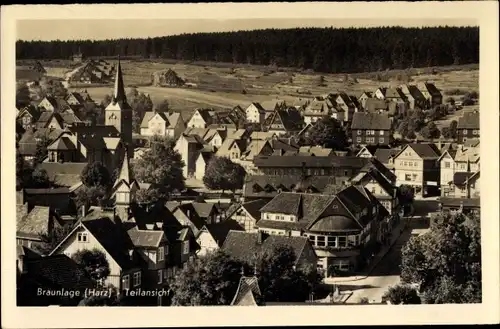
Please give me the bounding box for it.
[412,174,417,180]
[379,138,384,144]
[327,236,337,247]
[308,235,316,243]
[370,130,375,135]
[344,170,349,176]
[379,130,384,136]
[357,130,362,135]
[317,236,326,247]
[463,138,467,142]
[473,130,479,135]
[356,137,362,143]
[403,161,408,166]
[122,275,130,290]
[409,162,413,167]
[77,232,88,243]
[166,268,173,279]
[183,241,190,254]
[414,162,418,167]
[405,174,412,181]
[371,187,376,194]
[158,247,164,262]
[338,236,347,248]
[444,161,451,168]
[158,269,163,284]
[463,129,468,134]
[133,272,141,287]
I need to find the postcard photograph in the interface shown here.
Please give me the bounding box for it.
[2,2,499,328]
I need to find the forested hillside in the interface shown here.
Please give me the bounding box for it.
[16,26,479,73]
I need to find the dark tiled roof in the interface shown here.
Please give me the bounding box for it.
[38,162,87,187]
[405,85,426,100]
[67,125,121,150]
[266,108,304,132]
[204,220,244,246]
[453,172,475,185]
[240,199,269,220]
[17,206,61,239]
[422,83,441,96]
[364,98,389,112]
[308,215,361,232]
[373,148,399,164]
[81,217,138,269]
[24,187,71,195]
[351,112,391,130]
[47,136,77,151]
[36,111,54,127]
[222,231,310,266]
[457,111,480,129]
[395,143,440,160]
[249,102,266,114]
[192,202,217,219]
[127,227,165,248]
[254,155,370,169]
[23,254,94,290]
[360,158,397,183]
[19,105,40,121]
[385,88,406,100]
[17,245,42,259]
[244,175,341,198]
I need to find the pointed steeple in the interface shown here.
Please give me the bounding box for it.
[113,56,126,103]
[114,150,133,189]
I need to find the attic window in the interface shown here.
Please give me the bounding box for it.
[252,184,262,193]
[264,184,275,193]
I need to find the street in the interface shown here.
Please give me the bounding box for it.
[341,226,414,304]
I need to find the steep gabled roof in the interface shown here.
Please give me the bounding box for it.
[231,276,262,306]
[351,112,391,130]
[140,111,169,129]
[113,151,137,191]
[373,148,400,164]
[222,231,312,266]
[17,206,62,240]
[395,143,440,160]
[203,220,244,246]
[22,254,94,291]
[247,102,266,114]
[127,226,166,248]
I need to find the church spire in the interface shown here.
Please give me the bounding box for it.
[113,56,126,103]
[113,150,133,189]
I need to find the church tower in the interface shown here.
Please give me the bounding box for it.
[105,57,133,158]
[112,150,139,221]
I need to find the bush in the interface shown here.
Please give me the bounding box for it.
[444,88,466,96]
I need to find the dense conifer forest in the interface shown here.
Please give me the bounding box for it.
[16,26,479,73]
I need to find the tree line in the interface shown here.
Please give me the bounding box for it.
[16,26,479,73]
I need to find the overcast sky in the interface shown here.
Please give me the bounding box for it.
[17,18,477,41]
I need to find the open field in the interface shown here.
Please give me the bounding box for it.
[18,59,479,119]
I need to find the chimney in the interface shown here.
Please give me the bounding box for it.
[128,249,134,261]
[81,205,87,217]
